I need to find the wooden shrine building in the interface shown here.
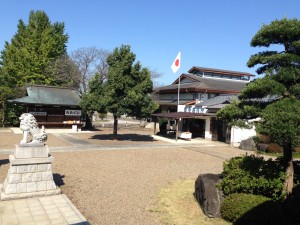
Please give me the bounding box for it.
[9,85,84,128]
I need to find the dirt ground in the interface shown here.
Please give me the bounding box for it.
[0,126,162,149]
[0,129,70,149]
[0,127,243,225]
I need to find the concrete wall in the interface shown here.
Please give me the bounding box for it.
[230,126,256,147]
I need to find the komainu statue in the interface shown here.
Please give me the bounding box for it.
[19,113,47,146]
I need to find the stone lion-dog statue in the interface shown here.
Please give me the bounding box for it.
[19,113,47,145]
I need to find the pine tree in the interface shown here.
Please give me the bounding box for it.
[217,18,300,195]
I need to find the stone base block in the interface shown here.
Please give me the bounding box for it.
[15,145,49,158]
[0,184,61,200]
[1,149,60,201]
[9,155,53,166]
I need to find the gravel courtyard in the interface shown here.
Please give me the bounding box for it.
[0,127,249,225]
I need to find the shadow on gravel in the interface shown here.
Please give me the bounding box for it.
[89,133,156,142]
[81,127,103,131]
[71,222,91,225]
[0,159,9,166]
[53,173,65,187]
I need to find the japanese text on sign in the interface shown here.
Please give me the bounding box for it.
[65,110,81,116]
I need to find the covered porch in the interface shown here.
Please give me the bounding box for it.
[151,112,216,141]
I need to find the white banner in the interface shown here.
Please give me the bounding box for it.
[65,110,81,116]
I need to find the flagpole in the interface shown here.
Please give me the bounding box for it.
[177,75,180,112]
[171,51,181,142]
[176,73,180,142]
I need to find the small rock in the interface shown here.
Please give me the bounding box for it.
[257,143,268,152]
[239,137,256,150]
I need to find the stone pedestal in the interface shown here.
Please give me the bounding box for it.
[1,145,61,200]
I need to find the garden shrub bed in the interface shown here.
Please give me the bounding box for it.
[220,193,272,223]
[219,156,300,224]
[218,155,286,200]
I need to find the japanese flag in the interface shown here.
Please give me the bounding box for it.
[171,51,181,74]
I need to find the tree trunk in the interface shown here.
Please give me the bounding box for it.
[283,142,294,196]
[113,114,118,139]
[1,101,5,128]
[84,111,93,130]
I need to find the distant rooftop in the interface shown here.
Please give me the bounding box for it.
[8,85,81,106]
[158,74,248,94]
[196,94,238,107]
[189,66,255,77]
[188,66,255,81]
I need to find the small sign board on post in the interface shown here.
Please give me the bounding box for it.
[65,110,81,116]
[29,112,47,116]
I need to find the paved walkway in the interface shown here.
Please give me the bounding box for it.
[0,194,89,225]
[53,134,91,146]
[0,132,232,155]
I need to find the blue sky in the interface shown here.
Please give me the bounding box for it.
[0,0,299,85]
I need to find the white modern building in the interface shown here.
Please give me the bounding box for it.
[152,66,256,146]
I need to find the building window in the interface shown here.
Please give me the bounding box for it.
[193,70,250,81]
[241,75,250,80]
[208,93,218,99]
[222,75,231,79]
[204,72,213,77]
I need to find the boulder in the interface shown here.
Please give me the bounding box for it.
[257,143,268,152]
[239,137,256,150]
[194,174,224,218]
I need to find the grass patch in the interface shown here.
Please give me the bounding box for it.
[150,178,230,225]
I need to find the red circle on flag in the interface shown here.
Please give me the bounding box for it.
[175,59,179,66]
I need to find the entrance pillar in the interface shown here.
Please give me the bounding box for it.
[204,117,212,140]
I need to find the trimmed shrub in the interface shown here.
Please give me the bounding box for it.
[251,135,262,145]
[220,193,271,223]
[221,183,300,225]
[293,146,300,152]
[283,191,300,224]
[158,118,168,133]
[257,133,271,144]
[266,143,283,153]
[218,155,286,200]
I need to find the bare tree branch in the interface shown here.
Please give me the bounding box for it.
[148,67,164,88]
[96,49,110,84]
[71,47,110,94]
[46,54,81,89]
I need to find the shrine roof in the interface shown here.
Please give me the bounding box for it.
[8,85,81,106]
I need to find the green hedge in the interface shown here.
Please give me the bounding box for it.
[218,155,286,200]
[220,193,271,223]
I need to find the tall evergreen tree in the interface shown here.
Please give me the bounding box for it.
[0,10,70,126]
[80,45,158,137]
[217,18,300,195]
[0,10,68,87]
[105,45,158,138]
